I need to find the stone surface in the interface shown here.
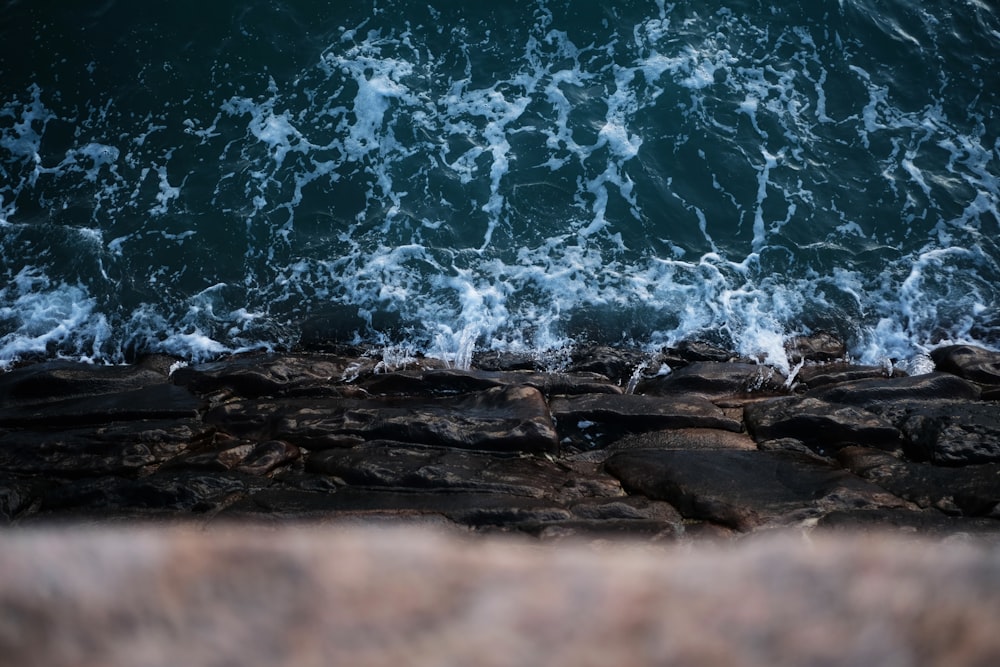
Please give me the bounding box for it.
[744,396,902,455]
[550,393,742,433]
[784,331,847,363]
[636,361,788,400]
[931,344,1000,386]
[605,449,914,531]
[2,349,1000,540]
[838,446,1000,516]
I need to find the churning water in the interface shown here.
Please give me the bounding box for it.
[2,0,999,371]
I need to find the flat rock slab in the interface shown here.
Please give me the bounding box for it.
[932,345,1000,386]
[550,393,741,433]
[605,428,757,456]
[208,385,558,454]
[305,442,593,500]
[838,446,1000,516]
[635,362,788,400]
[0,384,204,427]
[0,360,169,406]
[361,369,622,397]
[744,396,902,455]
[0,419,212,476]
[172,354,378,398]
[605,449,914,531]
[809,372,981,406]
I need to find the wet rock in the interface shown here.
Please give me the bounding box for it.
[896,401,1000,465]
[306,443,578,499]
[808,372,981,406]
[172,353,378,398]
[167,439,300,477]
[793,364,893,390]
[785,331,847,363]
[605,428,757,455]
[0,361,168,407]
[362,369,621,398]
[744,396,902,455]
[550,393,742,437]
[470,350,539,372]
[931,344,1000,386]
[666,340,736,363]
[0,384,204,428]
[0,419,212,476]
[635,362,787,400]
[0,475,47,522]
[38,471,263,514]
[837,446,1000,516]
[566,345,646,384]
[605,449,914,531]
[211,385,559,454]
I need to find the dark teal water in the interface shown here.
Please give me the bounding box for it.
[2,0,999,371]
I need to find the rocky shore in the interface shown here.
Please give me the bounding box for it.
[2,336,999,539]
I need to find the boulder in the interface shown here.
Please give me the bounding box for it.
[607,428,757,453]
[635,362,787,400]
[808,372,980,406]
[744,396,902,455]
[784,331,847,363]
[793,364,892,390]
[550,393,741,434]
[208,385,559,454]
[172,353,378,398]
[0,383,204,428]
[0,360,168,406]
[0,419,212,476]
[837,446,1000,516]
[605,449,914,531]
[931,344,1000,385]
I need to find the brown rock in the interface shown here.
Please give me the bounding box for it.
[605,449,914,530]
[636,362,787,400]
[744,396,902,455]
[838,446,1000,515]
[931,344,1000,386]
[210,385,559,454]
[550,393,742,433]
[808,372,981,406]
[785,331,847,363]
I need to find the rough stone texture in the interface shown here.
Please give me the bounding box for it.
[635,361,788,400]
[550,393,741,433]
[838,446,1000,516]
[784,331,848,363]
[3,527,1000,667]
[2,347,1000,540]
[606,449,915,531]
[744,396,902,455]
[932,344,1000,386]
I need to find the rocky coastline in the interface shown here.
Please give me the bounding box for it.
[2,335,999,539]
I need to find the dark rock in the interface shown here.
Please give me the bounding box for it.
[167,439,301,477]
[550,393,742,435]
[744,396,902,455]
[756,438,836,464]
[816,508,1000,538]
[0,384,204,428]
[636,362,787,400]
[0,361,167,407]
[305,443,578,499]
[793,364,893,390]
[606,428,757,454]
[605,449,913,531]
[0,419,212,476]
[667,340,736,363]
[837,446,1000,516]
[470,350,539,372]
[896,401,1000,465]
[785,331,847,363]
[566,346,646,384]
[362,369,621,398]
[808,372,981,406]
[211,385,559,454]
[172,354,378,398]
[39,471,263,514]
[931,344,1000,385]
[0,475,47,521]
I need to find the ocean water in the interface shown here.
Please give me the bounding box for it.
[2,0,998,372]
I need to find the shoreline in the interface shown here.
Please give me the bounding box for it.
[0,334,998,536]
